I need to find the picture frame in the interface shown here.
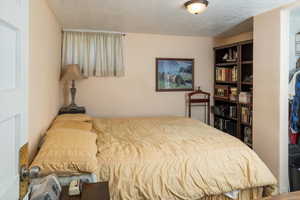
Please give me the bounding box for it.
[156,58,194,92]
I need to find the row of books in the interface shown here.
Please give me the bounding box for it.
[241,106,252,125]
[215,85,239,101]
[213,105,237,119]
[216,66,238,82]
[215,86,252,104]
[214,118,236,136]
[215,85,229,98]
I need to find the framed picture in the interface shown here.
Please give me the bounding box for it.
[156,58,194,92]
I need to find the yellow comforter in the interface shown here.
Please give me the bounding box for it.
[94,117,277,200]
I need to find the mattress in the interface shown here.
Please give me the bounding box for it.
[93,117,277,200]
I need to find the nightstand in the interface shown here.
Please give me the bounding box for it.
[60,182,110,200]
[58,106,86,115]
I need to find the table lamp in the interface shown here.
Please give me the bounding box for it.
[59,64,86,114]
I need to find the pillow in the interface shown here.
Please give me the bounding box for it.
[50,121,93,131]
[30,128,98,176]
[54,114,92,122]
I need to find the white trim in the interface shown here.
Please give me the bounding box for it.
[22,0,29,147]
[278,2,300,193]
[279,7,290,193]
[63,29,126,35]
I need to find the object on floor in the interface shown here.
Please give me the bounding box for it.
[60,182,110,200]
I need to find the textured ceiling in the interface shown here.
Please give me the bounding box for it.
[47,0,296,37]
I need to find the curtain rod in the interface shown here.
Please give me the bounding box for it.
[62,29,126,36]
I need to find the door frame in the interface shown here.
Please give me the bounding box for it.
[279,1,300,193]
[1,0,29,199]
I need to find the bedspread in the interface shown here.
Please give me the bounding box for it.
[93,117,277,200]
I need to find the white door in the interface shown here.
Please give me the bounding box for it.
[0,0,28,199]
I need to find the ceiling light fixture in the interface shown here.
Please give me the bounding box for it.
[184,0,209,15]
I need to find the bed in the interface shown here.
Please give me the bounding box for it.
[30,114,277,200]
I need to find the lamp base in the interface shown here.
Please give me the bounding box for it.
[58,105,86,115]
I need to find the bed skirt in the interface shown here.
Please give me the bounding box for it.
[201,187,273,200]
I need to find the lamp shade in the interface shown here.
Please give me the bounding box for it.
[60,64,83,81]
[184,0,209,15]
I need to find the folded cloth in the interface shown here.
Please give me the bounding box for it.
[30,174,61,200]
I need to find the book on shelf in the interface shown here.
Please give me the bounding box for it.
[232,66,238,81]
[241,106,252,125]
[244,126,252,145]
[229,106,237,119]
[229,87,238,101]
[215,66,238,82]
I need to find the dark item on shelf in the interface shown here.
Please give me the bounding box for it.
[214,117,236,136]
[243,75,253,83]
[212,105,237,119]
[289,144,300,192]
[243,126,252,145]
[187,87,211,125]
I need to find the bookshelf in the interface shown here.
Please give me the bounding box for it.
[213,40,253,148]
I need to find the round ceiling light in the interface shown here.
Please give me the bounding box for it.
[184,0,209,15]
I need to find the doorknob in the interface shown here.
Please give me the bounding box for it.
[20,165,41,180]
[20,165,29,181]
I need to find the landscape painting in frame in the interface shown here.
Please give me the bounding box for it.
[156,58,194,92]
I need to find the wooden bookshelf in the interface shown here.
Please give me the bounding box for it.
[213,40,253,147]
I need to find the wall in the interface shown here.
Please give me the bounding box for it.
[252,2,300,192]
[29,0,62,161]
[75,33,213,119]
[214,32,253,47]
[253,8,282,187]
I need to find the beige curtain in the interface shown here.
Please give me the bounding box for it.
[62,31,124,77]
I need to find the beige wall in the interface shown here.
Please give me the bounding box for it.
[29,0,62,161]
[75,33,213,119]
[214,32,253,47]
[252,2,300,192]
[253,7,282,187]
